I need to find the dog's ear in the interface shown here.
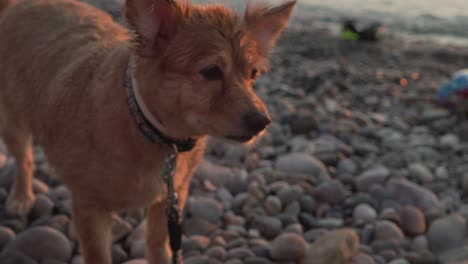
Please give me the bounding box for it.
[126,0,183,56]
[244,0,296,56]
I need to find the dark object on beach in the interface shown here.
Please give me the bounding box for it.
[341,20,384,42]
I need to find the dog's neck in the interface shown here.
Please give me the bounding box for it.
[125,55,196,152]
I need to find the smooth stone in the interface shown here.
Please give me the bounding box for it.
[438,245,468,263]
[244,256,272,264]
[112,244,128,264]
[299,196,316,214]
[269,233,307,261]
[5,226,71,262]
[284,223,303,234]
[226,248,254,259]
[186,256,222,264]
[352,253,376,264]
[374,221,405,242]
[427,214,466,254]
[313,218,344,229]
[275,153,329,179]
[411,235,428,252]
[276,186,303,206]
[252,216,282,240]
[0,250,37,264]
[225,237,246,249]
[379,208,401,225]
[0,226,15,251]
[304,229,328,243]
[439,133,459,149]
[400,205,426,236]
[206,246,227,260]
[70,256,83,264]
[122,260,148,264]
[301,229,359,264]
[355,166,390,192]
[461,174,468,196]
[225,259,243,264]
[183,217,217,236]
[31,214,70,234]
[32,179,49,194]
[187,197,223,224]
[313,180,347,204]
[40,260,67,264]
[385,179,441,214]
[408,163,433,183]
[353,204,377,224]
[125,220,146,247]
[130,240,146,259]
[337,158,358,176]
[264,196,282,216]
[112,214,132,242]
[387,258,409,264]
[50,185,71,201]
[183,235,210,252]
[30,194,54,219]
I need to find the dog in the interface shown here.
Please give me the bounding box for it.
[0,0,295,263]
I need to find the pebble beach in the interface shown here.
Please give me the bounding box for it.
[2,1,468,264]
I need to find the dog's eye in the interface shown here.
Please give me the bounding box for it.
[200,65,223,81]
[251,68,259,79]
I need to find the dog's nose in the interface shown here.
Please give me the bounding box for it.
[243,111,271,134]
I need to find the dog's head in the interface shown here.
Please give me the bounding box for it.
[126,0,295,143]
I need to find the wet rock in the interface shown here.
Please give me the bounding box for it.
[5,226,71,262]
[275,153,329,180]
[0,226,15,251]
[400,205,426,236]
[269,233,307,261]
[353,204,377,224]
[352,253,376,264]
[374,221,405,242]
[264,196,282,216]
[129,240,146,259]
[226,248,254,259]
[313,180,347,204]
[187,197,223,224]
[408,163,433,183]
[385,179,441,214]
[0,250,37,264]
[30,194,54,219]
[427,214,466,254]
[251,216,282,240]
[355,166,390,192]
[301,229,359,264]
[206,246,227,260]
[112,214,132,242]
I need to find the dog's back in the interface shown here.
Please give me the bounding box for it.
[0,0,130,136]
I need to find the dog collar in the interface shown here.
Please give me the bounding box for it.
[124,56,196,152]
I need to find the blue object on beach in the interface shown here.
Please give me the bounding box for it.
[437,69,468,103]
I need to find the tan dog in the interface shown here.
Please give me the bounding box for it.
[0,0,295,263]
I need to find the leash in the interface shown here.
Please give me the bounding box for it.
[125,56,194,263]
[160,145,183,264]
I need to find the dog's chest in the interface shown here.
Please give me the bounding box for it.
[98,159,168,210]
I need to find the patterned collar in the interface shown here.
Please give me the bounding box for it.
[124,56,196,152]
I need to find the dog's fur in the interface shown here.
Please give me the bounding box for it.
[0,0,295,263]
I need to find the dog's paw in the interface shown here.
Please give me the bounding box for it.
[6,191,35,215]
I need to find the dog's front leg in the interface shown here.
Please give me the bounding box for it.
[146,201,171,264]
[72,201,113,264]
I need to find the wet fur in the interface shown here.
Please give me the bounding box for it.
[0,0,295,263]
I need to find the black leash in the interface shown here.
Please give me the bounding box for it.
[124,57,192,263]
[161,150,183,264]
